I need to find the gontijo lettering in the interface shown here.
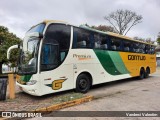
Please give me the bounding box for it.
[128,55,146,60]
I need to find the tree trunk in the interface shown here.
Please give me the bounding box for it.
[0,62,2,74]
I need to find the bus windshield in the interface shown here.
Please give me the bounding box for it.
[18,38,40,74]
[18,23,45,74]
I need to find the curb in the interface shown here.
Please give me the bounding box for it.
[0,118,8,120]
[35,95,94,112]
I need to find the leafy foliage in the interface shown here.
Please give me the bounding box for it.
[133,36,154,44]
[157,32,160,45]
[91,25,117,33]
[83,24,117,33]
[0,25,21,71]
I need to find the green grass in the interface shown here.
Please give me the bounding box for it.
[52,92,84,104]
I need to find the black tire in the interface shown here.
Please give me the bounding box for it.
[145,68,150,78]
[76,74,91,93]
[139,68,145,80]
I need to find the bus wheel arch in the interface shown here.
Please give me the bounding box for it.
[145,67,150,78]
[139,67,145,79]
[75,72,93,93]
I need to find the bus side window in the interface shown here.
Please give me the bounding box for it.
[123,41,131,52]
[100,35,108,50]
[94,34,108,50]
[139,43,145,54]
[133,42,140,53]
[94,34,101,49]
[42,44,49,64]
[73,27,91,49]
[41,24,71,71]
[60,51,66,61]
[41,44,59,70]
[145,45,150,54]
[77,40,86,48]
[151,45,155,54]
[110,37,121,51]
[110,38,116,51]
[100,44,108,50]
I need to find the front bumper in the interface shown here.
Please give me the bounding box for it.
[16,82,42,96]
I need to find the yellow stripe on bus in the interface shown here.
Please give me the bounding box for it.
[119,52,156,77]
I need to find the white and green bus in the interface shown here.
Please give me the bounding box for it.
[7,20,156,96]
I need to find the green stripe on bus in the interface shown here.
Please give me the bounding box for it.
[20,75,32,82]
[94,50,129,75]
[108,51,130,74]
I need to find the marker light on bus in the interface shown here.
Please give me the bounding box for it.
[26,80,37,85]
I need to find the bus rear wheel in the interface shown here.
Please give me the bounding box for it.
[76,74,91,93]
[139,68,145,80]
[145,67,150,78]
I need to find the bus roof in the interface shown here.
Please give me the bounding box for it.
[42,20,156,46]
[43,20,68,24]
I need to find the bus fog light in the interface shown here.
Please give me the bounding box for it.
[26,80,37,85]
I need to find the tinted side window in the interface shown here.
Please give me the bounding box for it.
[145,45,155,54]
[133,42,140,53]
[94,34,108,50]
[45,24,71,50]
[41,44,59,69]
[150,45,155,54]
[123,40,132,52]
[145,45,151,54]
[41,24,71,71]
[94,33,100,49]
[110,37,121,51]
[139,43,145,54]
[73,27,92,48]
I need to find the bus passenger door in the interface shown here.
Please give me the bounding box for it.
[39,44,73,95]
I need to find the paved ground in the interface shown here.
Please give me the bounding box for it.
[0,80,84,111]
[30,67,160,120]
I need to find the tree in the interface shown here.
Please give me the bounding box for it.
[157,32,160,45]
[156,32,160,52]
[145,38,154,44]
[104,9,143,35]
[83,23,117,33]
[91,25,117,33]
[0,25,21,74]
[134,36,154,44]
[133,36,145,42]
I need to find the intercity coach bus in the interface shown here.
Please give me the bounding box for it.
[7,20,156,96]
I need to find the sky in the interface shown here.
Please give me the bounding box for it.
[0,0,160,40]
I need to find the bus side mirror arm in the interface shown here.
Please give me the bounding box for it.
[7,45,19,59]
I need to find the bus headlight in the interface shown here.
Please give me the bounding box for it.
[26,80,37,85]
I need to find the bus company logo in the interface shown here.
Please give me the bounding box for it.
[73,54,92,60]
[52,79,66,90]
[128,55,146,60]
[45,78,67,90]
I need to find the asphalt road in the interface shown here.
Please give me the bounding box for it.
[29,68,160,120]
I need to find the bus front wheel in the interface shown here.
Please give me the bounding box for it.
[76,74,91,93]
